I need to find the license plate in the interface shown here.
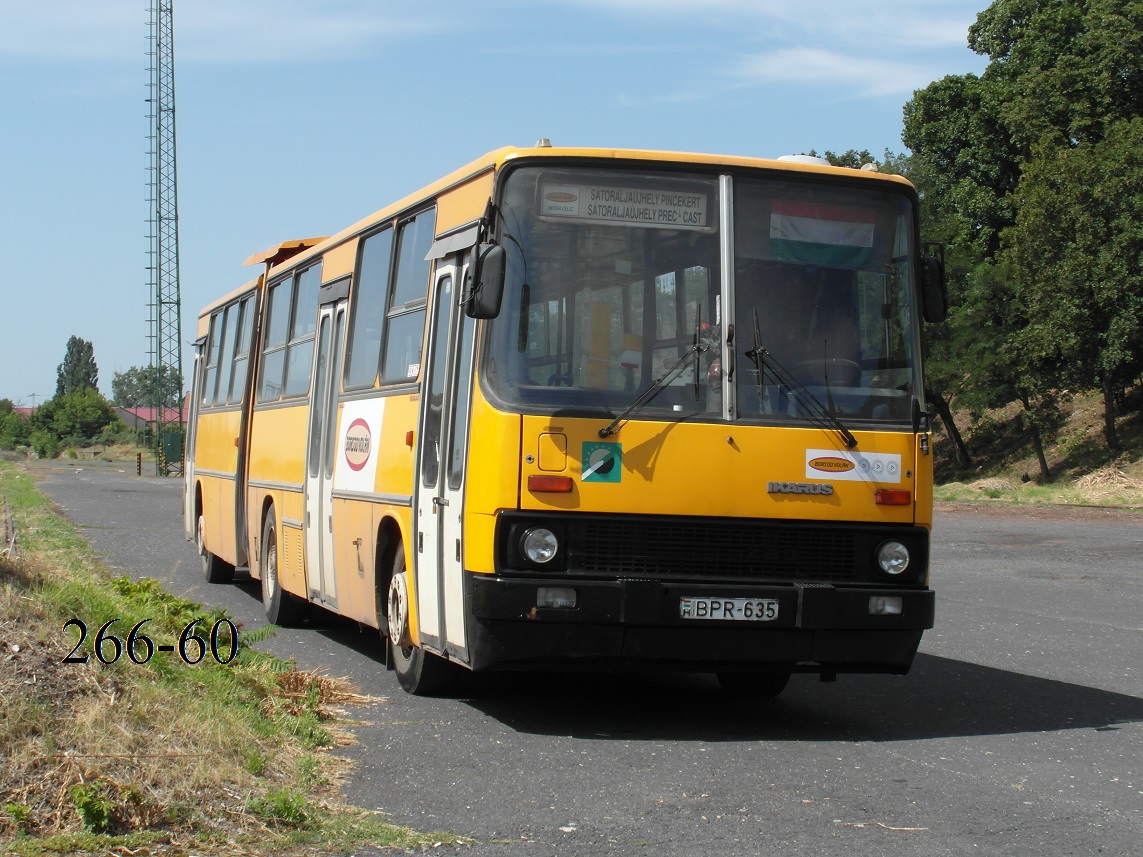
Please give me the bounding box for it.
[679,597,779,621]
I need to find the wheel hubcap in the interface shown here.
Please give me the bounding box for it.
[387,572,410,648]
[263,535,278,605]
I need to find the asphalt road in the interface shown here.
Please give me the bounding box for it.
[28,459,1143,856]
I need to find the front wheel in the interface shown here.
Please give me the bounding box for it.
[261,509,306,626]
[197,513,234,584]
[386,544,455,695]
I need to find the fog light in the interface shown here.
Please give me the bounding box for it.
[537,586,577,609]
[876,540,911,576]
[869,596,903,616]
[521,527,559,564]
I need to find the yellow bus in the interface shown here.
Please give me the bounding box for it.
[185,143,946,698]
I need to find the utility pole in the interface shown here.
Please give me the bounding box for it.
[146,0,184,475]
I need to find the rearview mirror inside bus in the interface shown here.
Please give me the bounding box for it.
[465,243,506,319]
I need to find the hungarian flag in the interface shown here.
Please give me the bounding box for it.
[769,200,875,267]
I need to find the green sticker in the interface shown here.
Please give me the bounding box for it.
[582,442,622,483]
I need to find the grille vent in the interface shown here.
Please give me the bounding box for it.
[573,519,859,582]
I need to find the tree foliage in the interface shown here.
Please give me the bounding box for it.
[32,390,122,444]
[903,0,1143,466]
[808,149,878,169]
[1005,119,1143,454]
[0,399,30,451]
[112,364,184,409]
[55,336,99,398]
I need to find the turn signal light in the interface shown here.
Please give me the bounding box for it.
[528,475,574,494]
[875,489,912,506]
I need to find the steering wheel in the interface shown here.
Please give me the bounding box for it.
[792,358,862,386]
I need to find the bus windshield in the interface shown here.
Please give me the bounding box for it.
[483,165,922,429]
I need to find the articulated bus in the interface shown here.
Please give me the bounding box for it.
[185,143,947,697]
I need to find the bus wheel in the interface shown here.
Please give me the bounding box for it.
[386,544,452,695]
[197,513,234,584]
[716,668,792,700]
[261,510,305,626]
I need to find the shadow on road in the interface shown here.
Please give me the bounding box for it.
[249,586,1143,745]
[453,655,1143,743]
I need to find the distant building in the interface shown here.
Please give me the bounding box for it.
[115,407,183,433]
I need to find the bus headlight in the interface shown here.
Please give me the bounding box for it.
[875,540,911,576]
[520,527,559,565]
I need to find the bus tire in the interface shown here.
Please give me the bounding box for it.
[387,543,453,695]
[261,509,306,626]
[197,513,234,584]
[716,668,792,700]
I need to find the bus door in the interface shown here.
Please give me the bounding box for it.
[183,339,205,539]
[304,290,349,609]
[414,259,476,663]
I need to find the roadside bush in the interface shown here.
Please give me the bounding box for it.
[28,429,59,460]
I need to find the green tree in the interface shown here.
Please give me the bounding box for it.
[903,73,1019,260]
[969,0,1143,150]
[31,390,121,447]
[903,0,1143,464]
[55,336,100,398]
[807,149,878,169]
[0,399,30,450]
[112,364,183,409]
[1005,119,1143,456]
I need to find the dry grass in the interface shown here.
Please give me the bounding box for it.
[1075,465,1143,500]
[934,389,1143,510]
[0,461,441,856]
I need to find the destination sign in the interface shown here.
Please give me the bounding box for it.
[540,183,710,230]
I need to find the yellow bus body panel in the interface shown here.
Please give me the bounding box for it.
[516,416,920,525]
[437,171,495,233]
[246,404,309,594]
[326,394,417,629]
[319,237,358,282]
[248,405,309,486]
[463,389,522,574]
[330,495,375,626]
[193,407,243,564]
[369,394,420,497]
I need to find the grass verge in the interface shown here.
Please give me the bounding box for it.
[0,460,459,856]
[933,391,1143,510]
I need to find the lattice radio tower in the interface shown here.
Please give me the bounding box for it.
[146,0,183,474]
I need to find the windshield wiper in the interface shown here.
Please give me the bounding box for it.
[599,308,708,438]
[744,308,857,449]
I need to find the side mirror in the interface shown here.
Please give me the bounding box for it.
[465,243,506,319]
[921,254,947,324]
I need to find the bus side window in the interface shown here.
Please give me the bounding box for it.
[202,310,225,406]
[227,297,254,404]
[381,207,436,383]
[213,302,239,406]
[282,263,322,398]
[259,279,291,402]
[345,227,393,389]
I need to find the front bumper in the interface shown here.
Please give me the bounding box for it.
[466,573,934,674]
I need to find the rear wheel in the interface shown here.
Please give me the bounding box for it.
[197,513,234,583]
[386,543,454,695]
[261,509,306,626]
[716,668,792,700]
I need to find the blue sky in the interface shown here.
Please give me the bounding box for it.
[0,0,988,406]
